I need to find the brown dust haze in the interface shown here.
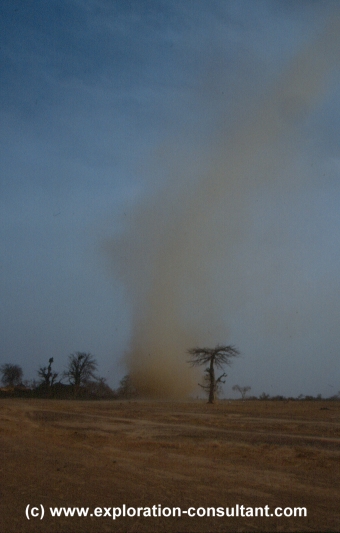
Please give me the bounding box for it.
[109,15,340,399]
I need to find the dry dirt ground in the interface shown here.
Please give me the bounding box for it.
[0,399,339,532]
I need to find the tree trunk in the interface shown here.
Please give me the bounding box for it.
[208,356,215,404]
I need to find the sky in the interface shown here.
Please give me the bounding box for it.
[1,0,340,398]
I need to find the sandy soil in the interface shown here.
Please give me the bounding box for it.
[0,398,339,532]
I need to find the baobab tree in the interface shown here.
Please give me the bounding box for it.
[187,344,239,404]
[37,357,58,387]
[232,384,251,400]
[63,352,98,387]
[0,364,23,387]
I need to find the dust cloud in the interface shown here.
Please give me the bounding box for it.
[109,14,340,399]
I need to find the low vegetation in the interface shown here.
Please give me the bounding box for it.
[0,349,339,401]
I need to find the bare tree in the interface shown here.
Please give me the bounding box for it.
[187,345,239,404]
[84,377,115,398]
[117,374,138,398]
[259,392,270,400]
[0,364,23,387]
[37,357,58,387]
[63,352,98,387]
[232,384,251,400]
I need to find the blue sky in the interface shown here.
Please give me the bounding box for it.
[1,0,340,397]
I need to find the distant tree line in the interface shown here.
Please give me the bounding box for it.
[227,390,340,401]
[0,353,118,399]
[1,347,339,401]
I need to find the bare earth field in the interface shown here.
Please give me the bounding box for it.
[0,399,339,532]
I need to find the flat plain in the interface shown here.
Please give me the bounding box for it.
[0,398,339,532]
